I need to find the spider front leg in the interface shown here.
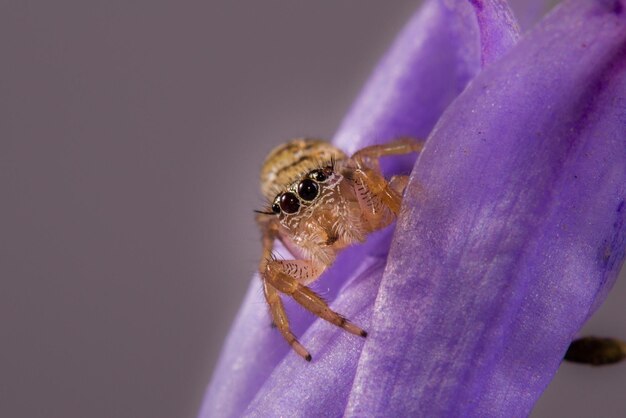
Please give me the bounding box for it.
[256,215,310,358]
[263,281,312,360]
[256,214,366,361]
[262,258,367,361]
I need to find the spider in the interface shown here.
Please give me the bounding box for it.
[255,137,423,361]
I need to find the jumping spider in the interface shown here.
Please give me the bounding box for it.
[255,137,423,361]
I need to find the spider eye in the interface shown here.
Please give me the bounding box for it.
[297,178,319,201]
[279,192,300,214]
[272,202,280,214]
[310,169,328,182]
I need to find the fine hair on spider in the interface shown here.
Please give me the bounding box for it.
[254,137,424,361]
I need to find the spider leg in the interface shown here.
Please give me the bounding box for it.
[349,138,424,216]
[256,213,365,360]
[266,259,325,286]
[263,281,312,361]
[265,260,367,337]
[256,214,311,360]
[351,137,424,169]
[350,167,404,218]
[256,212,279,272]
[389,174,410,195]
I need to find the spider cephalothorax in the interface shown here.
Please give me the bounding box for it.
[256,137,423,361]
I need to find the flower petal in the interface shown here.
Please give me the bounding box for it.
[508,0,552,31]
[200,1,521,416]
[334,0,480,158]
[335,0,519,175]
[470,0,520,66]
[244,254,387,417]
[345,0,626,416]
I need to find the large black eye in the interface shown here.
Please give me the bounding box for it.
[310,169,328,182]
[279,192,300,214]
[297,178,319,201]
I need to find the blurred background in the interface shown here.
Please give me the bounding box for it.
[1,1,624,417]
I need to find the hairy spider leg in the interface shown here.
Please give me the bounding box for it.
[256,214,366,361]
[257,214,311,360]
[350,139,424,215]
[262,281,311,360]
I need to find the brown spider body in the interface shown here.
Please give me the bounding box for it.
[256,137,422,361]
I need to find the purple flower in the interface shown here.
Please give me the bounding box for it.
[200,0,626,416]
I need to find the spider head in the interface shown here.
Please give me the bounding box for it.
[260,138,346,201]
[270,166,336,218]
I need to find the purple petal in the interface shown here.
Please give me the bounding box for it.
[470,0,520,66]
[200,1,521,416]
[334,0,478,158]
[508,0,553,31]
[345,0,626,416]
[335,0,520,158]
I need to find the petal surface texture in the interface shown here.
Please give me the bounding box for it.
[345,0,626,416]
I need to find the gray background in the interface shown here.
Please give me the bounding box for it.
[1,1,624,417]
